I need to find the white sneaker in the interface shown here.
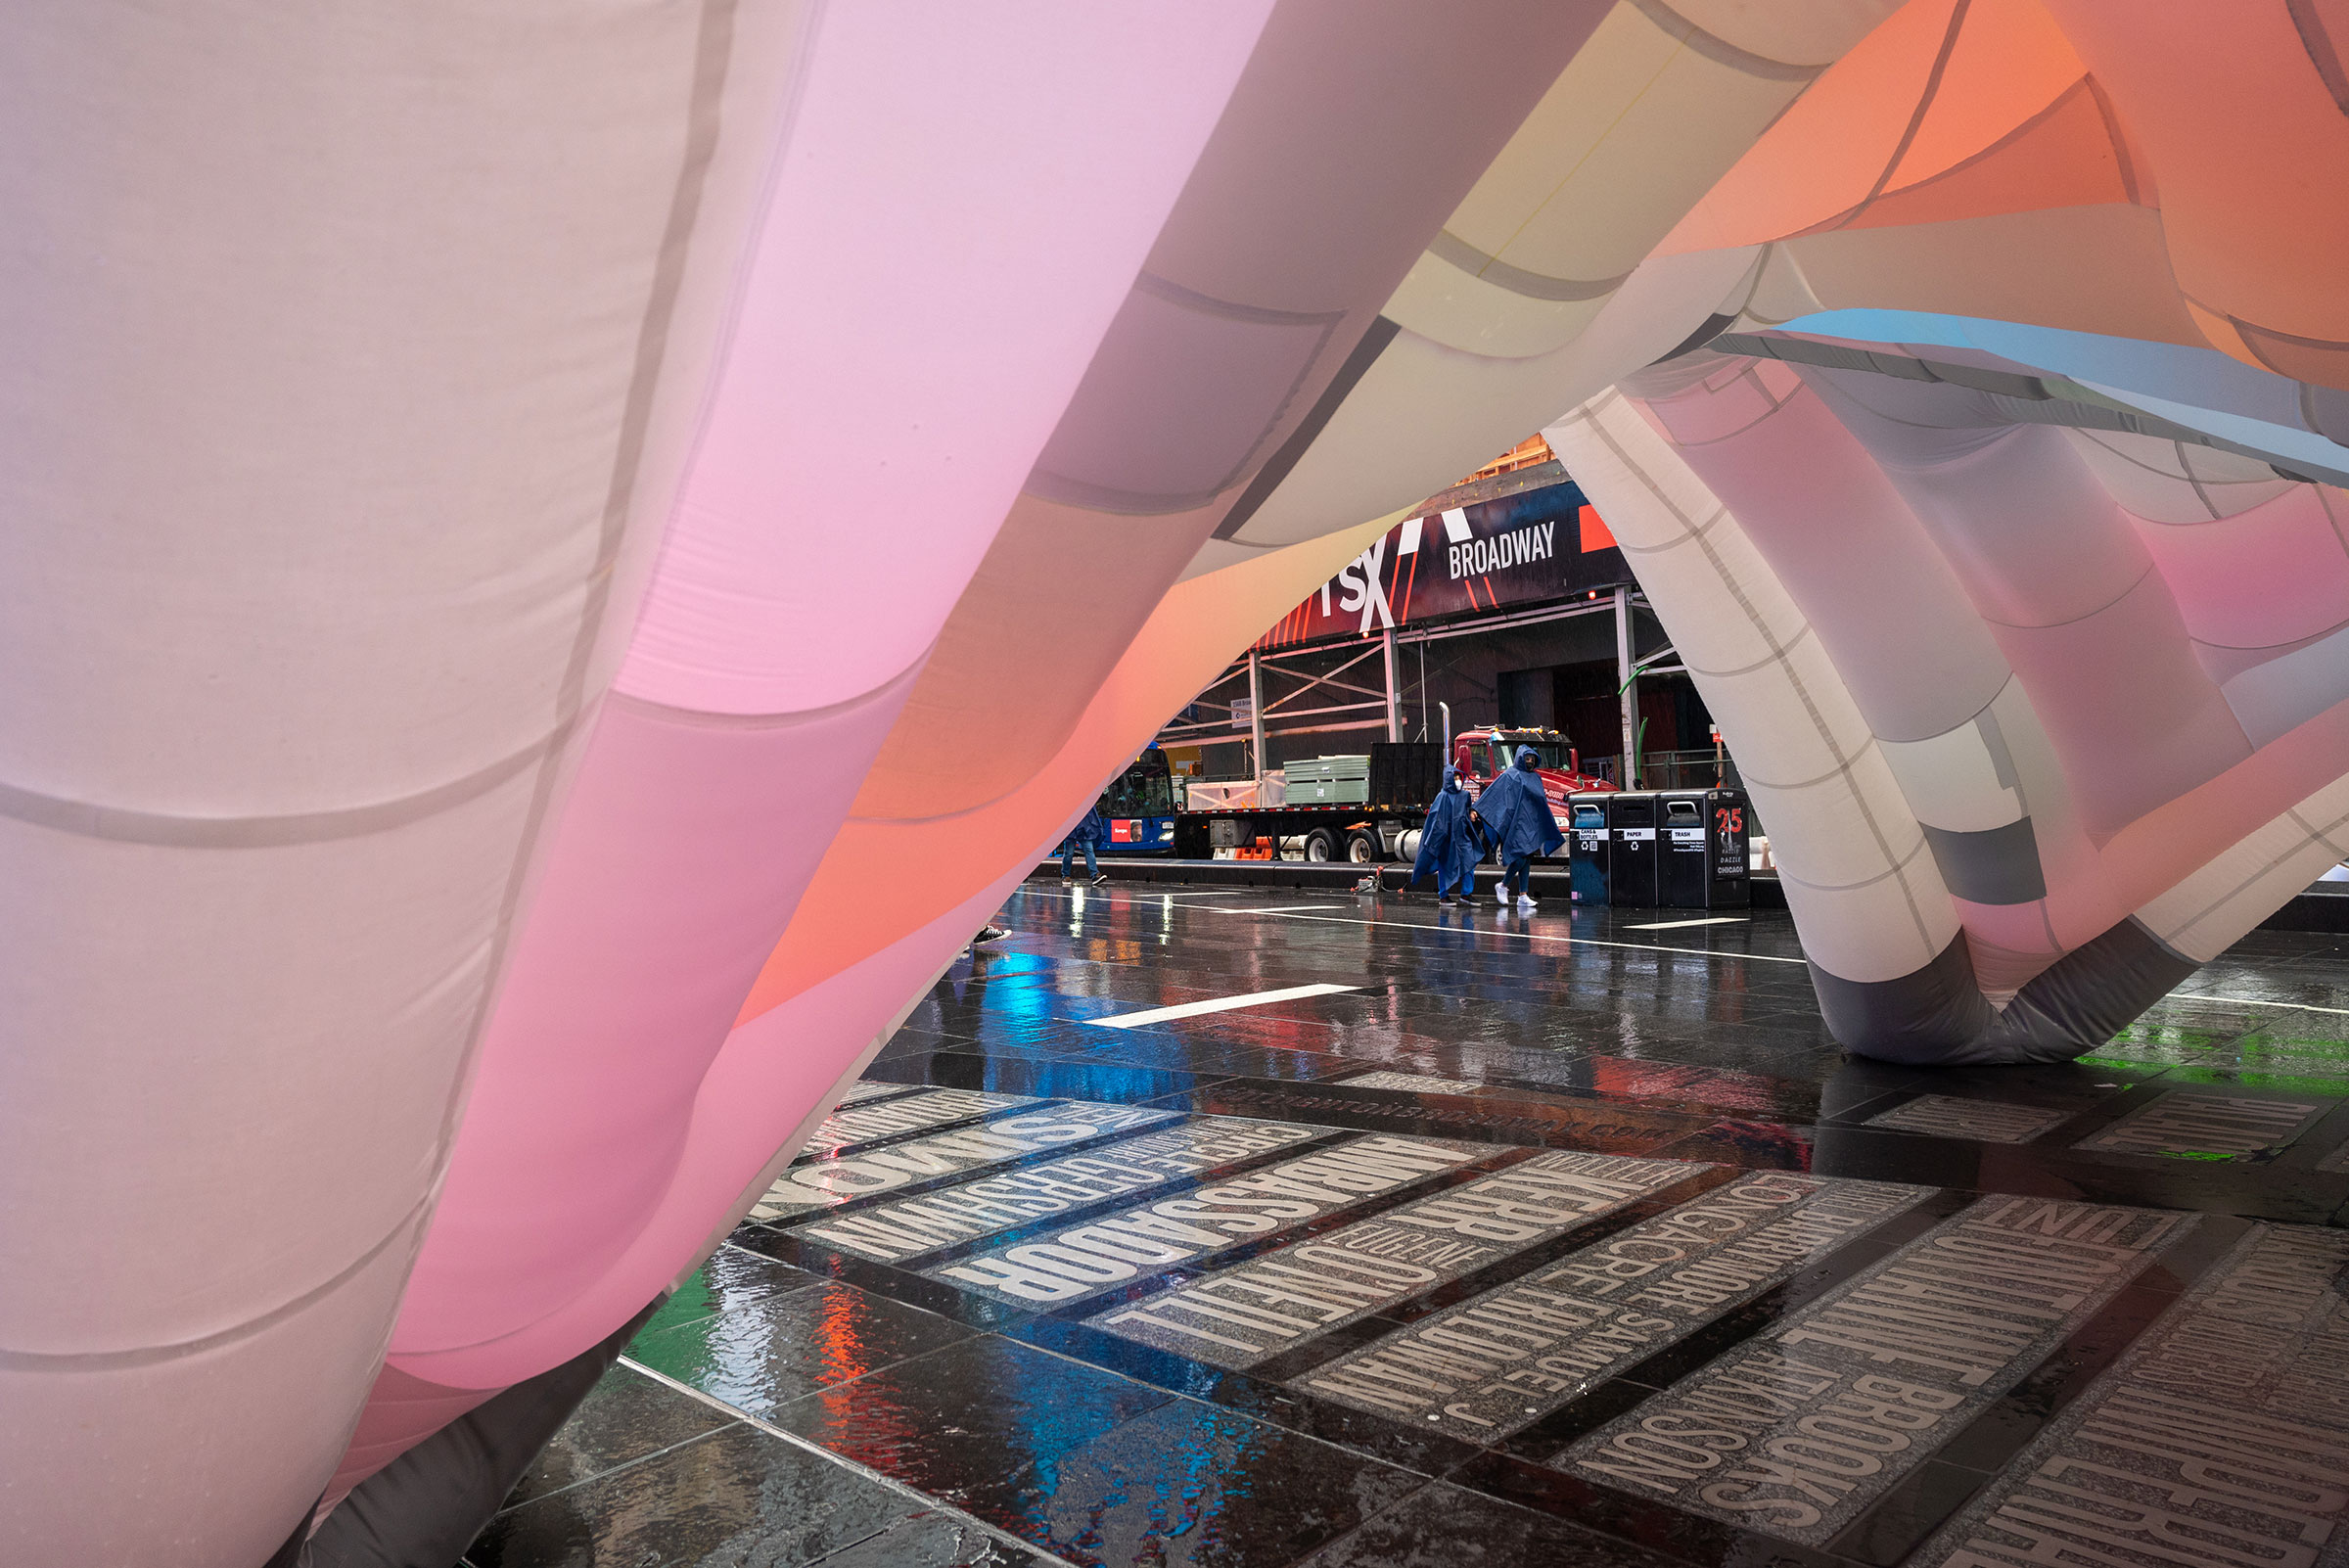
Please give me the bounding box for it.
[1517,894,1537,911]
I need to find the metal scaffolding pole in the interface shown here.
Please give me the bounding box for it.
[1380,624,1402,742]
[1614,585,1637,788]
[1247,648,1267,779]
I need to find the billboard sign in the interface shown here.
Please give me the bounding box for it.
[1258,477,1631,649]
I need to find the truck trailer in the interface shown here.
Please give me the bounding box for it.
[1169,729,1614,864]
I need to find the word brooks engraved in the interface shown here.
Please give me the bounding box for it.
[752,1101,1178,1218]
[1090,1152,1703,1367]
[1918,1223,2349,1568]
[1559,1197,2189,1545]
[797,1117,1323,1259]
[1305,1174,1930,1437]
[929,1135,1483,1306]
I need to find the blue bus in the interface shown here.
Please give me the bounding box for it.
[1094,748,1178,853]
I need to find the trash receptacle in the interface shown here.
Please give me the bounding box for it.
[1608,792,1660,907]
[1658,795,1709,906]
[1568,795,1610,904]
[1658,789,1751,908]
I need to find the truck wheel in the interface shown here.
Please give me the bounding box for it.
[1345,829,1379,863]
[1304,827,1341,862]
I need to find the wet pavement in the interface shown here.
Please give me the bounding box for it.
[469,880,2349,1567]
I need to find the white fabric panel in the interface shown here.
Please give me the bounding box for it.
[1626,351,2016,746]
[1640,519,1812,683]
[1879,711,2026,833]
[1220,246,1755,558]
[0,4,803,1562]
[1774,847,1954,987]
[1716,626,1883,799]
[1547,392,1955,983]
[1382,249,1613,358]
[1744,754,1933,896]
[2135,776,2349,962]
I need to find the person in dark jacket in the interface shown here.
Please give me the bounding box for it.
[1059,805,1107,885]
[1406,765,1480,904]
[1473,745,1564,911]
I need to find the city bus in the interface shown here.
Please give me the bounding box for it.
[1093,747,1179,853]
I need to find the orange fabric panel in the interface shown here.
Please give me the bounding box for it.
[1663,0,2112,251]
[1885,0,2085,189]
[734,518,1395,1025]
[1784,204,2206,345]
[1661,0,1963,254]
[2042,0,2349,380]
[1833,78,2130,233]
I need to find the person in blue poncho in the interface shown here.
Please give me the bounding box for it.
[1473,745,1564,911]
[1059,805,1107,885]
[1406,765,1481,905]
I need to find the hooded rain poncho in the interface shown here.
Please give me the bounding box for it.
[1411,766,1479,891]
[1476,746,1564,859]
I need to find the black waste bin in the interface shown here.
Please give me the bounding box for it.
[1658,788,1751,908]
[1568,795,1610,904]
[1608,792,1661,907]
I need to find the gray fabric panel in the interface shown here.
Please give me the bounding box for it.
[1651,311,1738,364]
[1981,916,2199,1063]
[1809,936,1999,1066]
[1815,917,2197,1066]
[1915,361,2050,401]
[302,1295,667,1568]
[1864,350,1937,382]
[1919,818,2047,905]
[262,1503,319,1568]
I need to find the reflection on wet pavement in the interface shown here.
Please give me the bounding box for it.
[471,881,2349,1567]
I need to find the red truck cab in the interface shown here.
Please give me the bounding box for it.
[1452,726,1617,808]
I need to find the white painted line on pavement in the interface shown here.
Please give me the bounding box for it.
[1016,887,2349,1015]
[1233,908,1814,964]
[1623,917,1750,930]
[2164,991,2349,1016]
[1017,886,1810,965]
[1088,982,1359,1029]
